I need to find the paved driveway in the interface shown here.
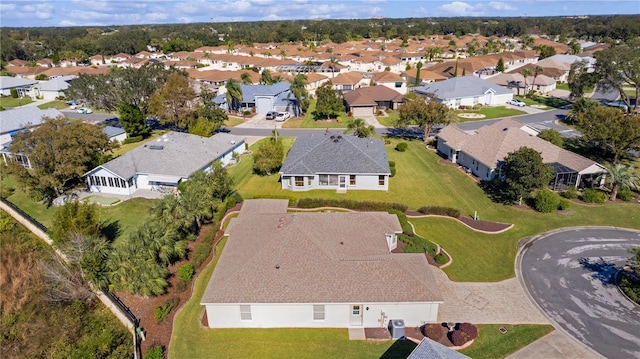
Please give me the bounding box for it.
[520,228,640,359]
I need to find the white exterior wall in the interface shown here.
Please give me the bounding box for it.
[378,82,407,95]
[205,302,440,328]
[86,167,135,195]
[281,174,388,191]
[455,152,496,181]
[442,92,512,109]
[218,142,246,166]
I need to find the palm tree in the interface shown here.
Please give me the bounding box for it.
[598,164,640,201]
[532,66,544,94]
[240,72,253,85]
[288,74,309,116]
[225,78,242,112]
[260,69,274,85]
[519,68,532,95]
[344,118,375,138]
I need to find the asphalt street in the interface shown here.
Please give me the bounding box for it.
[520,228,640,359]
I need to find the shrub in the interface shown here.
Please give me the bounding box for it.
[390,167,396,177]
[143,345,165,359]
[177,264,194,282]
[10,88,18,98]
[561,187,579,199]
[243,110,251,116]
[533,189,560,213]
[558,199,571,210]
[457,322,478,340]
[451,329,472,346]
[582,188,607,204]
[388,161,396,168]
[296,198,407,212]
[1,185,15,199]
[423,324,448,342]
[617,189,636,202]
[395,142,408,152]
[417,206,460,218]
[434,253,447,265]
[193,244,211,268]
[154,303,173,323]
[123,136,143,144]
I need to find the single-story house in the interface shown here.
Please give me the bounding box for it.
[280,134,391,192]
[436,118,606,190]
[1,107,64,168]
[371,71,407,94]
[214,81,294,114]
[102,126,127,144]
[414,76,513,109]
[83,132,245,195]
[488,73,556,95]
[343,86,405,117]
[29,75,76,101]
[0,76,38,97]
[331,72,368,92]
[407,337,471,359]
[201,199,443,329]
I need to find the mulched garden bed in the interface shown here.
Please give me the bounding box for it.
[365,326,424,341]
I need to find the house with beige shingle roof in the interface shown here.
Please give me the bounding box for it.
[331,72,367,92]
[201,198,443,328]
[372,71,407,94]
[343,86,405,117]
[436,118,606,190]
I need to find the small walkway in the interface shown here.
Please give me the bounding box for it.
[348,328,366,340]
[506,331,601,359]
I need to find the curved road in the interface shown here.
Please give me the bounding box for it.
[520,228,640,359]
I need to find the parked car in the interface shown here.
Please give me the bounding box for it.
[76,107,93,114]
[275,112,291,122]
[265,111,277,120]
[507,99,526,107]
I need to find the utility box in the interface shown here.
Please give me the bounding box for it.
[388,319,405,339]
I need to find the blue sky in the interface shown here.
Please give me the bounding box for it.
[0,0,638,27]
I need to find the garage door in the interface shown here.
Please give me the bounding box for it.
[351,106,373,117]
[255,97,273,114]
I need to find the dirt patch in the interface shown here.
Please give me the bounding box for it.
[115,224,222,355]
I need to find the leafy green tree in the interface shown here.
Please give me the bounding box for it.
[565,97,599,124]
[344,118,375,138]
[567,60,595,100]
[189,87,227,136]
[118,103,150,138]
[180,161,234,229]
[50,201,102,244]
[396,94,455,140]
[414,61,423,86]
[426,47,442,62]
[568,40,582,55]
[532,66,544,91]
[519,68,532,94]
[260,69,274,85]
[253,136,284,175]
[594,38,640,112]
[225,78,243,112]
[537,128,563,147]
[314,81,344,120]
[536,45,556,59]
[240,72,253,84]
[597,163,640,201]
[496,57,505,73]
[148,72,196,130]
[500,147,554,205]
[8,117,112,198]
[576,107,640,162]
[288,73,309,116]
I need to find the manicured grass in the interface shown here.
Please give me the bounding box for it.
[225,116,246,127]
[282,99,349,128]
[456,106,526,122]
[1,174,57,228]
[232,139,640,282]
[37,100,68,110]
[515,95,570,109]
[0,96,33,108]
[460,325,555,359]
[100,198,154,241]
[169,236,414,359]
[555,83,594,94]
[377,110,399,127]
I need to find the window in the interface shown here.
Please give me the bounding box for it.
[378,175,385,186]
[307,177,312,186]
[349,175,356,185]
[395,81,403,88]
[328,175,338,186]
[295,176,304,187]
[455,98,462,107]
[108,177,114,187]
[240,305,252,320]
[313,305,325,320]
[100,177,106,186]
[352,305,361,316]
[473,96,479,104]
[319,174,329,186]
[320,174,339,186]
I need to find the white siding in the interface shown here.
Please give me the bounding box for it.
[86,167,134,195]
[281,174,388,191]
[204,302,440,328]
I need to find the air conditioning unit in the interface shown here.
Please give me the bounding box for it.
[388,319,405,339]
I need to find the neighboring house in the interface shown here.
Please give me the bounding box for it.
[214,81,294,114]
[30,75,76,100]
[0,76,38,97]
[280,134,391,192]
[331,72,368,92]
[343,86,404,117]
[436,118,606,190]
[414,76,513,109]
[372,71,407,94]
[84,132,245,195]
[201,199,443,329]
[488,73,556,95]
[0,107,64,168]
[102,126,126,144]
[403,68,448,85]
[407,337,471,359]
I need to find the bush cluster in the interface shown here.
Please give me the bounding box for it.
[395,142,408,152]
[617,189,636,202]
[533,189,560,213]
[417,206,460,218]
[450,322,478,346]
[561,187,579,199]
[296,198,408,212]
[389,161,396,177]
[177,264,194,282]
[154,303,173,322]
[423,324,448,342]
[558,199,571,210]
[122,135,143,144]
[143,345,165,359]
[582,188,607,203]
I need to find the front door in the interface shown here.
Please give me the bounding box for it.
[339,175,347,189]
[350,305,363,326]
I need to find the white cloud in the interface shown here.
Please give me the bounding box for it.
[0,3,16,12]
[438,1,484,16]
[487,1,516,11]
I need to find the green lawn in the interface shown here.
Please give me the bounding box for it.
[282,99,349,128]
[0,96,33,108]
[460,325,555,359]
[225,116,246,127]
[514,96,570,109]
[232,139,640,282]
[456,106,526,122]
[37,100,69,110]
[377,110,399,127]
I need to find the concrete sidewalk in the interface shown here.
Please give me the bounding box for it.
[506,331,601,359]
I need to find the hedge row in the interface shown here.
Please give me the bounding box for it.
[417,206,460,218]
[296,198,408,212]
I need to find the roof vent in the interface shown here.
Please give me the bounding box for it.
[503,128,508,131]
[337,135,342,140]
[148,145,164,150]
[275,264,280,269]
[330,135,335,140]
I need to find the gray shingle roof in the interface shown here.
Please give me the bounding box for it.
[0,107,63,134]
[202,199,443,304]
[214,81,290,104]
[90,132,244,179]
[0,76,37,89]
[280,135,390,176]
[408,338,471,359]
[38,76,75,91]
[414,75,511,99]
[102,126,125,138]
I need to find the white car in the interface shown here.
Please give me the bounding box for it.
[507,99,526,107]
[76,107,93,114]
[275,112,291,122]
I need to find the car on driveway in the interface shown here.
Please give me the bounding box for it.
[76,107,93,114]
[265,111,277,120]
[275,112,291,122]
[507,99,526,107]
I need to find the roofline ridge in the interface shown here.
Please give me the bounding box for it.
[347,136,390,173]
